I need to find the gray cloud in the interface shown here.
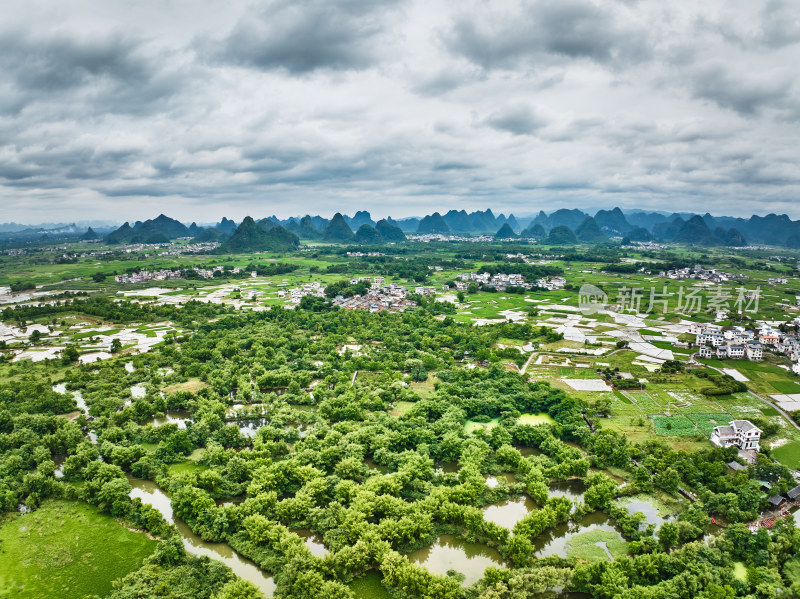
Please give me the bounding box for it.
[444,0,650,70]
[691,64,794,116]
[0,29,186,118]
[483,105,546,135]
[0,31,148,92]
[209,0,405,73]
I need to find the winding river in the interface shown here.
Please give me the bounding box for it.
[127,477,276,598]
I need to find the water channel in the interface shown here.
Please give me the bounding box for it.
[126,477,276,597]
[292,529,329,557]
[52,383,88,413]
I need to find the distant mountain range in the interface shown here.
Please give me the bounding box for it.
[6,206,800,248]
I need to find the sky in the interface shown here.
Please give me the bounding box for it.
[1,0,799,224]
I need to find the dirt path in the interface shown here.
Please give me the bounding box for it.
[521,352,537,374]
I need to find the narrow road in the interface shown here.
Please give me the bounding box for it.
[747,390,800,433]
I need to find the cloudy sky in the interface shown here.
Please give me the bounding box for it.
[1,0,799,224]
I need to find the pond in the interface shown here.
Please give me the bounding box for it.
[130,384,147,399]
[142,410,191,429]
[237,419,268,438]
[533,512,624,560]
[517,413,556,426]
[127,478,276,597]
[53,455,65,479]
[617,496,672,528]
[125,361,135,373]
[482,495,537,530]
[406,534,505,586]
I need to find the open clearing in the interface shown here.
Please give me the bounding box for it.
[0,500,156,599]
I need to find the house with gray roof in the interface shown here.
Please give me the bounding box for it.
[710,419,761,453]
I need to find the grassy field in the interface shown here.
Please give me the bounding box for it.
[0,500,157,599]
[464,418,500,434]
[772,443,800,468]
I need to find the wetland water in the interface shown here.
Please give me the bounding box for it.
[618,497,671,527]
[533,512,623,558]
[127,478,276,597]
[142,410,191,428]
[548,479,586,502]
[237,419,268,438]
[52,384,87,412]
[292,529,329,557]
[483,495,537,529]
[484,472,517,488]
[406,534,505,586]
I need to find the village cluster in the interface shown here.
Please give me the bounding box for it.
[114,265,251,284]
[278,277,418,312]
[407,233,496,243]
[658,264,748,283]
[694,321,800,375]
[441,271,565,292]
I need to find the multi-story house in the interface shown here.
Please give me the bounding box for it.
[746,343,763,361]
[728,345,745,359]
[760,334,780,347]
[710,420,761,452]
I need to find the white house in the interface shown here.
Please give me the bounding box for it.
[793,361,800,376]
[746,343,763,361]
[698,346,712,359]
[729,345,745,359]
[710,420,761,452]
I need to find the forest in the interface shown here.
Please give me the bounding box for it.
[3,297,800,598]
